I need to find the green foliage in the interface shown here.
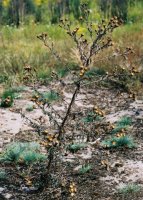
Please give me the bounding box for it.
[82,112,101,123]
[37,69,52,83]
[41,90,60,103]
[116,116,132,127]
[118,183,141,195]
[0,169,7,180]
[26,104,34,112]
[110,117,132,135]
[102,135,136,149]
[85,67,106,78]
[0,142,46,164]
[0,86,26,107]
[68,143,87,153]
[79,164,92,174]
[0,75,8,84]
[57,67,68,78]
[0,88,14,107]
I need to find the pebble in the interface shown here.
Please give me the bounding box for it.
[4,193,12,199]
[0,187,5,193]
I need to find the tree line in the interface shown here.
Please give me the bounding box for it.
[0,0,140,27]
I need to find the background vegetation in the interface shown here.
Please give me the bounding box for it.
[0,0,143,87]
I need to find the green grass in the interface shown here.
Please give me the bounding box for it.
[68,143,87,153]
[79,164,92,174]
[116,117,132,127]
[82,112,102,123]
[85,67,106,78]
[0,169,7,180]
[110,117,132,135]
[0,142,46,164]
[26,104,34,112]
[0,89,15,107]
[40,90,60,103]
[0,86,26,107]
[118,184,141,195]
[102,135,136,149]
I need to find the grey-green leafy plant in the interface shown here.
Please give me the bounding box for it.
[85,67,106,78]
[82,112,101,123]
[0,142,46,164]
[79,164,92,174]
[111,116,132,135]
[102,135,136,148]
[68,143,87,153]
[0,89,15,107]
[26,104,34,112]
[117,116,132,127]
[0,169,7,180]
[40,90,60,103]
[118,184,141,195]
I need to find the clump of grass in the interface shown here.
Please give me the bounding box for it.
[82,112,101,123]
[57,67,68,78]
[85,67,106,78]
[68,143,87,153]
[0,89,14,107]
[26,104,34,112]
[79,164,92,174]
[102,135,136,149]
[116,116,132,127]
[0,142,46,164]
[111,116,132,135]
[0,169,7,180]
[118,183,141,195]
[0,75,8,84]
[41,90,60,103]
[37,69,52,84]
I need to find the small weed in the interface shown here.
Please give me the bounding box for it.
[68,143,87,153]
[57,67,68,78]
[102,135,136,148]
[37,69,52,84]
[79,164,92,174]
[0,142,46,164]
[0,75,8,84]
[41,90,59,103]
[110,117,132,135]
[85,67,106,78]
[82,112,101,123]
[118,183,141,195]
[26,104,34,112]
[0,89,14,107]
[0,169,7,180]
[117,116,132,127]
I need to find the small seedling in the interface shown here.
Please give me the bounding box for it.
[82,111,102,123]
[42,90,59,103]
[116,116,132,127]
[0,169,6,180]
[0,142,46,164]
[118,183,141,195]
[57,67,68,78]
[79,164,92,174]
[26,104,35,112]
[102,135,136,148]
[85,67,106,77]
[0,89,14,107]
[68,143,87,153]
[110,116,132,134]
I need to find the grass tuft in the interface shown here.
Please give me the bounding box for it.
[102,135,136,149]
[118,183,141,195]
[0,142,46,164]
[68,143,87,153]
